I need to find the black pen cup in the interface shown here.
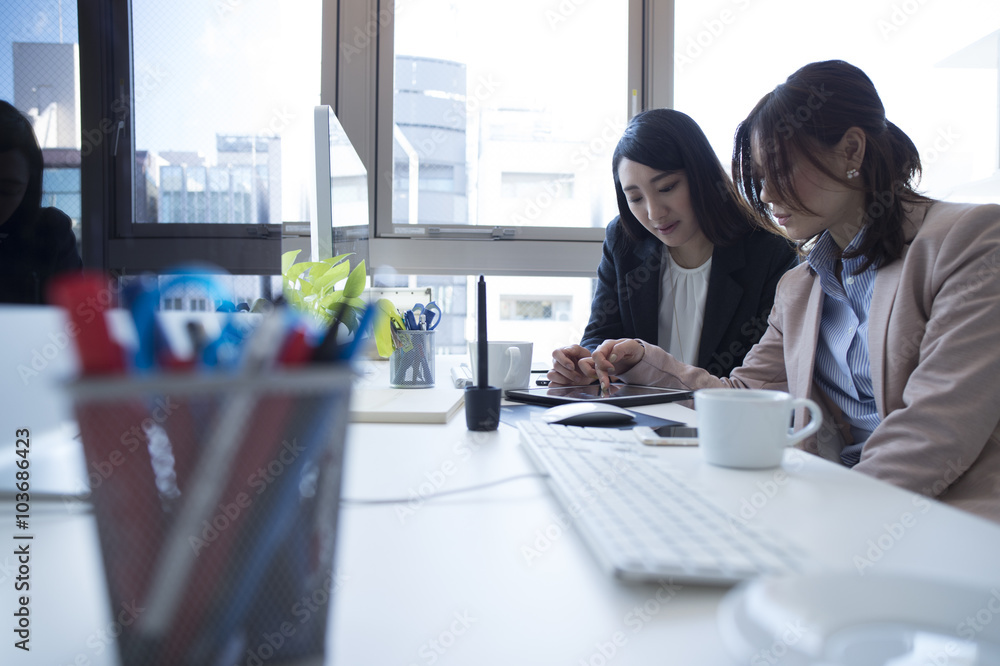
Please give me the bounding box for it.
[465,385,501,431]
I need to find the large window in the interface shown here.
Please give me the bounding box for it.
[77,0,325,278]
[78,0,653,278]
[130,1,322,227]
[387,0,629,233]
[75,2,999,349]
[362,0,652,277]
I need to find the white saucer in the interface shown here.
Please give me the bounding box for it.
[717,572,1000,665]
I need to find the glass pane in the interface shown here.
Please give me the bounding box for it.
[372,273,595,364]
[131,0,322,224]
[674,0,1000,204]
[118,274,281,313]
[41,166,82,219]
[0,1,81,239]
[392,0,629,229]
[322,107,369,229]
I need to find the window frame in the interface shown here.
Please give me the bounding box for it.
[80,0,307,276]
[339,0,675,277]
[79,0,673,277]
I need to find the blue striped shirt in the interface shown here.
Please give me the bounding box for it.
[807,229,881,467]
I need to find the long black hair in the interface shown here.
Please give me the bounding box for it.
[0,100,44,227]
[612,108,771,246]
[733,60,930,271]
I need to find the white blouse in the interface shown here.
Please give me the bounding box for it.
[657,247,711,366]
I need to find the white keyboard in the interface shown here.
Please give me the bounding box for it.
[517,421,807,584]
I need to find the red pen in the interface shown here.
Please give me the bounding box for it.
[278,324,313,366]
[48,271,127,375]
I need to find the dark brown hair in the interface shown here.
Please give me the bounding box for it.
[613,108,771,246]
[733,60,930,272]
[0,100,44,226]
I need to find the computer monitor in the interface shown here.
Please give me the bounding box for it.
[311,105,370,262]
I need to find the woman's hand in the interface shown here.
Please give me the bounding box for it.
[591,339,646,390]
[548,344,598,386]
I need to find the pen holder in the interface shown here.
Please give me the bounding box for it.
[389,330,436,388]
[67,367,353,666]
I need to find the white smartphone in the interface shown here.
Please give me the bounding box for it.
[633,424,699,446]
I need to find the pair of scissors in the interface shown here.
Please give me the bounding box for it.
[410,302,442,330]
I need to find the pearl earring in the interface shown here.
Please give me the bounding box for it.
[846,168,859,180]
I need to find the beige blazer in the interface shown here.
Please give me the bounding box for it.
[621,201,1000,524]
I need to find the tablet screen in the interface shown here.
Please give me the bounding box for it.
[505,383,691,407]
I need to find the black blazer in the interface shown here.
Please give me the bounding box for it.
[0,207,82,304]
[581,217,797,376]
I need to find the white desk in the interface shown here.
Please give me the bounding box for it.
[4,310,1000,665]
[330,397,1000,665]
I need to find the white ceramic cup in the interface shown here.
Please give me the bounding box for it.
[694,388,823,469]
[468,341,534,391]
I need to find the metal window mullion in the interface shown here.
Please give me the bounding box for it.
[78,0,121,269]
[115,0,135,236]
[644,0,674,111]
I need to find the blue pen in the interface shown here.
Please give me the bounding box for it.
[123,277,162,372]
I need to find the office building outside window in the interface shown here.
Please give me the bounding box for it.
[1,3,81,250]
[130,2,320,227]
[389,0,629,233]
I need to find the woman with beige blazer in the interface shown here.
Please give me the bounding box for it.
[559,60,1000,525]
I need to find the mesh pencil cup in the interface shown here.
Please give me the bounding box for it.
[68,367,352,666]
[390,330,435,388]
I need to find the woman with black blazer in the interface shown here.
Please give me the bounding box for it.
[0,99,82,304]
[549,108,796,384]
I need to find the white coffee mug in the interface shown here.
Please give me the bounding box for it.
[468,341,533,391]
[694,389,823,469]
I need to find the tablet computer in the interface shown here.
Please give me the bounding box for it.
[504,383,692,407]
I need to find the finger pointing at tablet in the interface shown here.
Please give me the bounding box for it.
[592,339,646,390]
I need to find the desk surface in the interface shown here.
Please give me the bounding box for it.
[18,399,1000,666]
[5,311,1000,665]
[330,400,1000,665]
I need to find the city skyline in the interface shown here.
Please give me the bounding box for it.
[0,0,77,104]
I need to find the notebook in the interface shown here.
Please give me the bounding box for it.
[349,386,465,423]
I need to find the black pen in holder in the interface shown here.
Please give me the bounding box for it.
[466,275,500,431]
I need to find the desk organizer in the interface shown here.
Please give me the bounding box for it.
[69,367,352,666]
[389,330,436,388]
